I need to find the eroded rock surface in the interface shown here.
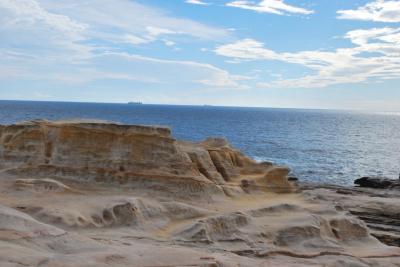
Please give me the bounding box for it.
[0,120,399,267]
[0,120,293,198]
[302,183,400,249]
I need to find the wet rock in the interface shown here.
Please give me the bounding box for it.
[354,177,400,189]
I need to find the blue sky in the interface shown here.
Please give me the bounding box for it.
[1,0,400,111]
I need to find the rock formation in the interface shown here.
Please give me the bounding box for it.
[302,182,400,249]
[0,120,399,267]
[355,176,400,189]
[0,120,293,198]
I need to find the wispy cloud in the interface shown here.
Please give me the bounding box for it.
[337,0,400,23]
[0,0,230,58]
[226,0,314,15]
[0,0,91,62]
[43,0,230,43]
[99,52,250,89]
[185,0,210,6]
[215,27,400,88]
[0,0,246,90]
[122,26,184,46]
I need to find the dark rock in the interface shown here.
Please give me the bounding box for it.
[288,176,298,182]
[354,177,400,189]
[336,189,354,195]
[350,209,400,247]
[372,232,400,247]
[241,179,251,188]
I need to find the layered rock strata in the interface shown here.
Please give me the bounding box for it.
[302,182,400,248]
[0,120,399,267]
[0,120,293,199]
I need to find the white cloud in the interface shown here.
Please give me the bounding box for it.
[122,27,183,46]
[0,0,245,90]
[123,34,149,45]
[0,0,86,36]
[215,38,279,60]
[0,0,91,62]
[347,27,400,43]
[163,40,177,47]
[145,26,179,37]
[215,27,400,88]
[185,0,210,6]
[101,53,250,89]
[0,50,248,89]
[39,0,229,43]
[0,0,230,57]
[337,0,400,23]
[226,0,314,15]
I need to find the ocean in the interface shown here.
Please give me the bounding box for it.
[0,100,399,186]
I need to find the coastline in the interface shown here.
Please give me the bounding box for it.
[1,100,399,186]
[0,120,399,267]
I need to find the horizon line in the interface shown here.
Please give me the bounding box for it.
[0,99,399,114]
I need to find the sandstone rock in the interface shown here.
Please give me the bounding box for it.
[302,183,400,250]
[0,121,399,267]
[0,120,292,196]
[260,166,293,193]
[14,178,73,192]
[0,120,198,180]
[0,204,65,240]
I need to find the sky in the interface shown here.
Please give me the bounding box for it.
[1,0,400,111]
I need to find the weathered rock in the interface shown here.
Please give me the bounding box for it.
[0,204,66,240]
[0,120,198,180]
[0,121,400,267]
[14,178,73,192]
[302,182,400,249]
[0,120,293,196]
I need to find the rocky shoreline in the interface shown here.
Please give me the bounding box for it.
[299,182,400,248]
[0,120,399,267]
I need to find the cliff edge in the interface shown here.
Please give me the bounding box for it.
[0,120,293,198]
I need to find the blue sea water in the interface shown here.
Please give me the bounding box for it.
[0,100,399,186]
